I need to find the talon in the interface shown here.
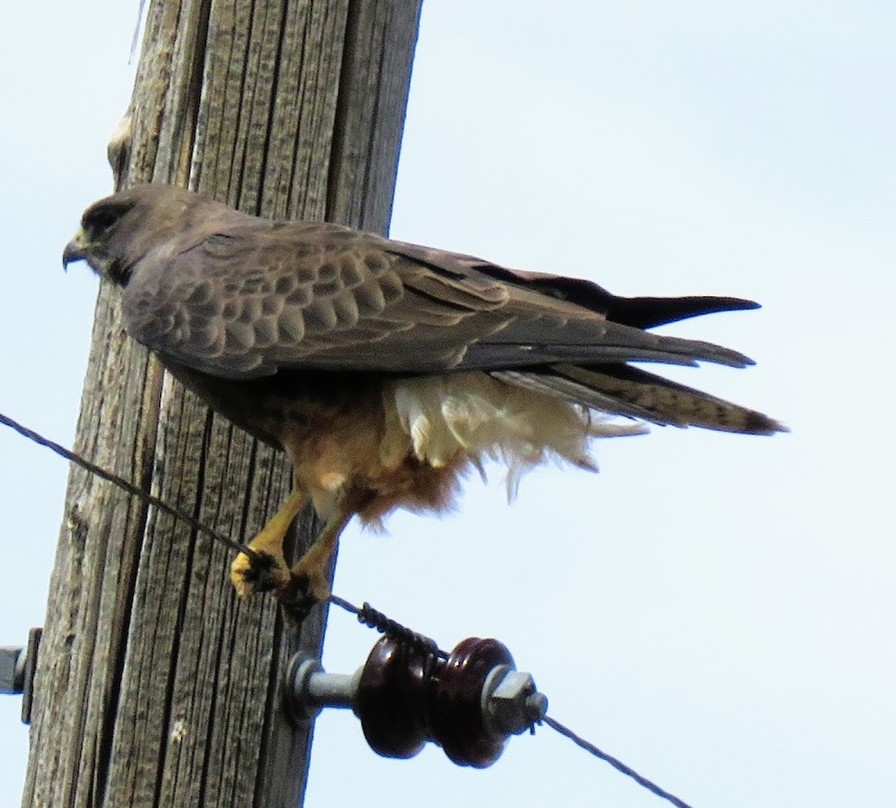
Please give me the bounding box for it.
[230,550,289,598]
[277,564,332,626]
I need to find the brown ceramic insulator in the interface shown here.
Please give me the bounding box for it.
[356,636,435,758]
[430,637,515,768]
[355,635,518,767]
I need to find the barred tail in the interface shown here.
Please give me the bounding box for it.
[494,364,786,435]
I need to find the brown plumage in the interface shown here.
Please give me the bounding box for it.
[63,183,785,622]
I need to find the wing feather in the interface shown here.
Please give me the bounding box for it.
[121,210,762,384]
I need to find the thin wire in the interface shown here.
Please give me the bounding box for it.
[542,715,694,808]
[327,594,362,616]
[328,595,447,659]
[0,410,259,560]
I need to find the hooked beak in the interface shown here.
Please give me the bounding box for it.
[62,228,88,271]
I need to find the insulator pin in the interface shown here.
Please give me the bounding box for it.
[285,635,547,768]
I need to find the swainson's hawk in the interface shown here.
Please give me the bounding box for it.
[64,184,784,621]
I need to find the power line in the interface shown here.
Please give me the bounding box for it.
[328,595,447,659]
[542,715,694,808]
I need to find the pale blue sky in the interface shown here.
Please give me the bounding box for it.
[1,2,893,806]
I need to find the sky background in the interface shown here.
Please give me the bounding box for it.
[1,2,894,807]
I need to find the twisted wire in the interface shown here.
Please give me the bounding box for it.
[328,595,446,659]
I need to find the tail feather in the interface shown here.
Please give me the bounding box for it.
[476,269,785,435]
[493,369,669,425]
[494,364,786,436]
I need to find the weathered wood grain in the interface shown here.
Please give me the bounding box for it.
[23,1,422,806]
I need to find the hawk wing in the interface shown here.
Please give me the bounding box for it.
[119,209,782,435]
[122,217,754,378]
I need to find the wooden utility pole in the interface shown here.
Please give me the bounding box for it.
[23,2,421,805]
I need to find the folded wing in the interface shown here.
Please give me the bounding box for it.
[121,216,784,434]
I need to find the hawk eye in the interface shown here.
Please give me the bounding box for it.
[83,201,134,233]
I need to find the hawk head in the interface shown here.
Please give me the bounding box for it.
[62,184,204,285]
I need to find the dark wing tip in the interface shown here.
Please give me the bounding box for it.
[606,295,761,330]
[468,264,763,331]
[742,412,790,436]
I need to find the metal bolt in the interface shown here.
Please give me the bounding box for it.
[0,646,24,694]
[482,666,548,738]
[285,656,361,726]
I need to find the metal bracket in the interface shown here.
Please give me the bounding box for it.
[0,627,42,724]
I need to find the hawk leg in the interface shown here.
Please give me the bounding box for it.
[276,507,353,625]
[230,488,308,598]
[230,488,352,625]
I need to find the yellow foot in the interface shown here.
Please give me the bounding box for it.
[229,544,330,624]
[276,561,333,626]
[229,488,308,600]
[230,549,290,599]
[230,551,329,625]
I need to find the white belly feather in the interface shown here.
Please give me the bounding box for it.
[381,372,646,496]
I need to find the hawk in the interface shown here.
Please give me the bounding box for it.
[63,184,784,621]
